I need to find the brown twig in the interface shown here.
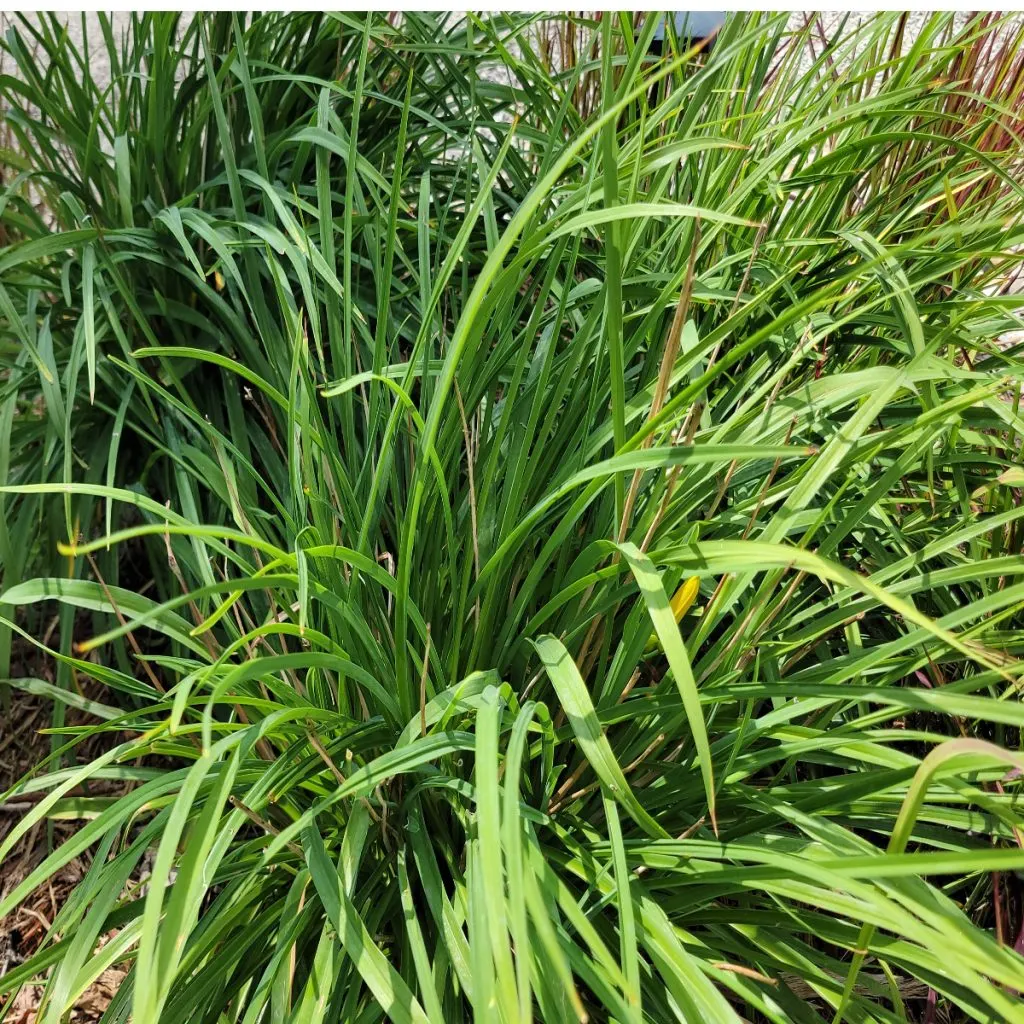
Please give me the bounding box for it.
[83,552,165,695]
[306,722,381,823]
[229,795,302,857]
[618,221,701,546]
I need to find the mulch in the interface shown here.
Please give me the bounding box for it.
[0,637,132,1022]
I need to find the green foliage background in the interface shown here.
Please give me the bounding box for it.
[1,12,1024,1022]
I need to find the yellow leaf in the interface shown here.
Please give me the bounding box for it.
[644,575,700,654]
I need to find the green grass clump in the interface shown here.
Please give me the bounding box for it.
[2,11,1024,1022]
